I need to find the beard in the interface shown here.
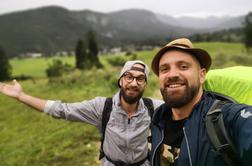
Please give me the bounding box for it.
[160,77,200,108]
[120,87,144,104]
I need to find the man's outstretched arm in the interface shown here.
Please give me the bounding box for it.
[0,80,46,112]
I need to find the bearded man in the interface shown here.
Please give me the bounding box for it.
[150,38,252,166]
[0,60,163,166]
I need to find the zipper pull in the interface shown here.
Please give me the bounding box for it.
[128,118,130,124]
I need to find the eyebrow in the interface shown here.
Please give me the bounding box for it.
[177,60,191,65]
[160,60,192,66]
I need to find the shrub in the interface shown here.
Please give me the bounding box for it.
[0,46,12,81]
[106,56,128,67]
[212,53,230,68]
[231,55,252,66]
[46,59,72,77]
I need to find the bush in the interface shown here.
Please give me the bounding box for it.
[13,74,33,80]
[46,59,72,77]
[106,56,128,67]
[106,54,138,67]
[212,53,230,68]
[0,46,12,81]
[231,55,252,66]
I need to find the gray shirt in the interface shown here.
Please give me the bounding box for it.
[44,91,163,166]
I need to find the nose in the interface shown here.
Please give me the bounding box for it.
[166,67,180,78]
[126,77,139,87]
[130,78,138,86]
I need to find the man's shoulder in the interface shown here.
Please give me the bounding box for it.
[152,103,170,123]
[89,96,107,104]
[222,102,252,114]
[144,97,164,109]
[202,91,250,117]
[148,97,164,103]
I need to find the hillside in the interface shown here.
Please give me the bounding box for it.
[0,6,193,57]
[0,6,245,57]
[157,15,244,31]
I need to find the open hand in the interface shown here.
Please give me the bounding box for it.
[0,80,23,99]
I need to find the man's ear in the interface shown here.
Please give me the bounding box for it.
[199,68,207,84]
[119,78,123,87]
[143,80,147,87]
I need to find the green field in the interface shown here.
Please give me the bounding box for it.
[9,42,251,78]
[10,56,75,78]
[1,42,252,166]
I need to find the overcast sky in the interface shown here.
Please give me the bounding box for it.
[0,0,251,17]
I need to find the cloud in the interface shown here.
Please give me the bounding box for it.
[0,0,251,17]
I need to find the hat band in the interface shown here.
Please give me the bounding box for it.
[172,43,190,48]
[130,66,145,73]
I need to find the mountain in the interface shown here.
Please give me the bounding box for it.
[213,15,244,30]
[0,6,245,57]
[0,7,83,56]
[156,14,244,31]
[72,9,191,44]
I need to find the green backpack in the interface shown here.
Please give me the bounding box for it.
[204,66,252,105]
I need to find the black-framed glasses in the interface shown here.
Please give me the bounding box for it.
[123,73,146,85]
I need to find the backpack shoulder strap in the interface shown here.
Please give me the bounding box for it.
[99,97,113,160]
[143,97,154,118]
[143,97,154,144]
[205,99,241,166]
[209,91,237,103]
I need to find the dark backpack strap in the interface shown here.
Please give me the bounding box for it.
[205,99,241,166]
[143,97,154,145]
[143,97,154,118]
[99,97,113,160]
[209,91,237,103]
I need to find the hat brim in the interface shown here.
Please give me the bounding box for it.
[151,46,212,75]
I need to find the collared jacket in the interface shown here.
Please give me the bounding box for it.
[150,91,252,166]
[44,91,163,166]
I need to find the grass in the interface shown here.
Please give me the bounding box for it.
[194,42,246,56]
[0,79,101,166]
[10,56,75,78]
[194,42,252,68]
[1,42,252,165]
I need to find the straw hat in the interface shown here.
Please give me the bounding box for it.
[151,38,212,75]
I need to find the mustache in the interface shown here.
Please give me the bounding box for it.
[125,85,140,91]
[164,76,186,86]
[126,87,139,92]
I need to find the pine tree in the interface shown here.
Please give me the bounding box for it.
[75,39,88,69]
[87,30,102,68]
[0,46,11,81]
[244,12,252,52]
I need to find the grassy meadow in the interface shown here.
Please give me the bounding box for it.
[0,42,252,166]
[10,56,75,78]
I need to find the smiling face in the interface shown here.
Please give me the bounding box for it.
[119,63,147,104]
[158,50,206,108]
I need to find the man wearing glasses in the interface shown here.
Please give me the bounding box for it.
[0,60,163,166]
